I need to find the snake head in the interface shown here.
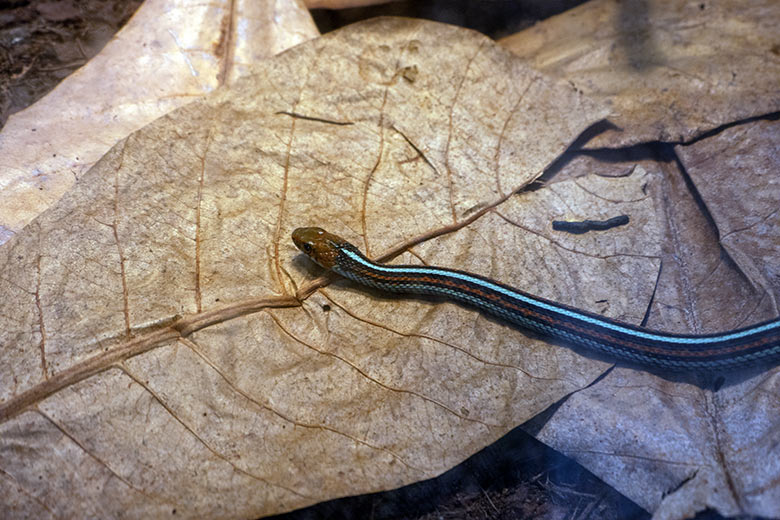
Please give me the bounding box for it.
[291,227,346,270]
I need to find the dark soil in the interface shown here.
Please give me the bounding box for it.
[0,0,143,127]
[269,424,649,520]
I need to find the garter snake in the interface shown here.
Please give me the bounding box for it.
[292,227,780,372]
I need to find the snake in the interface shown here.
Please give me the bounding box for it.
[292,227,780,372]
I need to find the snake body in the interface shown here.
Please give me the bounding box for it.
[292,227,780,372]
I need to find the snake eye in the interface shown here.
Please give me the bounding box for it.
[303,243,313,253]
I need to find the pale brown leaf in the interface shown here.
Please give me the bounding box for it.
[677,119,780,312]
[0,18,631,518]
[529,120,780,519]
[497,4,780,515]
[500,0,780,147]
[0,0,319,246]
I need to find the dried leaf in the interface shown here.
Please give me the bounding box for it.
[500,0,780,147]
[0,0,318,246]
[0,18,635,518]
[530,120,780,519]
[503,16,780,515]
[677,119,780,311]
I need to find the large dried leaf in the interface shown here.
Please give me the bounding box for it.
[677,119,780,311]
[0,0,318,246]
[0,18,626,518]
[500,0,780,147]
[529,119,780,519]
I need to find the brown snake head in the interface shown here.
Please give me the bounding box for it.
[291,227,347,270]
